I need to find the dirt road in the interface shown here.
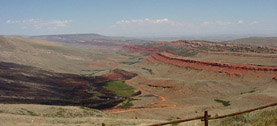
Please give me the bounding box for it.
[103,86,176,113]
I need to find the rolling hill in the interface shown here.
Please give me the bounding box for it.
[31,33,150,45]
[227,37,277,46]
[0,61,123,109]
[0,36,121,74]
[1,35,277,125]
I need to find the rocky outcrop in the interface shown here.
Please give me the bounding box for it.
[147,52,277,76]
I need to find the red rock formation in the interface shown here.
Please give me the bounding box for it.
[148,52,277,76]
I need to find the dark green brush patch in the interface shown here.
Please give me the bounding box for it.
[241,90,256,95]
[117,52,137,58]
[104,80,136,97]
[142,68,153,75]
[120,98,137,107]
[120,61,140,65]
[166,117,181,126]
[140,43,198,57]
[80,70,105,77]
[88,90,103,96]
[214,99,231,107]
[19,108,38,116]
[129,56,138,60]
[122,102,133,107]
[159,45,197,57]
[197,46,209,50]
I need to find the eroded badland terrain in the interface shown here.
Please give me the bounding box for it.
[0,35,277,126]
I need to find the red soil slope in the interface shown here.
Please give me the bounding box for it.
[147,52,277,76]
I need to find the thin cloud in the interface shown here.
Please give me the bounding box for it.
[202,21,210,25]
[250,21,259,25]
[116,18,193,28]
[116,18,241,27]
[6,19,72,30]
[116,18,169,25]
[116,18,258,27]
[215,21,233,25]
[201,21,234,26]
[237,20,244,24]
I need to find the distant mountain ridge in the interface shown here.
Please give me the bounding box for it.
[31,33,150,44]
[227,37,277,46]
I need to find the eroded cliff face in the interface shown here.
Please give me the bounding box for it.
[147,52,277,76]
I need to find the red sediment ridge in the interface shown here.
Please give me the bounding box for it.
[148,53,277,76]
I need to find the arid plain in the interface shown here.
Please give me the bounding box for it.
[0,35,277,126]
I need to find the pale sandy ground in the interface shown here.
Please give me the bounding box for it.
[0,104,162,126]
[0,104,207,126]
[0,103,276,126]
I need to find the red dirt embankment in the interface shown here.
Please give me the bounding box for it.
[147,53,277,76]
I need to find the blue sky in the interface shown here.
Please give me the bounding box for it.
[0,0,277,36]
